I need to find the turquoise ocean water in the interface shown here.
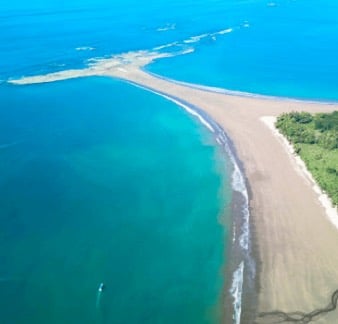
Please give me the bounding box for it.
[0,78,231,323]
[1,0,337,323]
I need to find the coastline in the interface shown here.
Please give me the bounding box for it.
[9,60,338,322]
[125,81,257,323]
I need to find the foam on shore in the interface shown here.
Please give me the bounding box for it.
[230,262,244,324]
[123,80,253,324]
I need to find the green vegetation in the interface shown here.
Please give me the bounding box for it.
[276,111,338,206]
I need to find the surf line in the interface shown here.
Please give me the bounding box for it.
[121,78,255,324]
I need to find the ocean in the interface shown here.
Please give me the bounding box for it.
[0,78,231,323]
[1,0,337,323]
[2,0,338,100]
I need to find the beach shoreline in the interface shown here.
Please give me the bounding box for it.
[123,81,257,322]
[9,60,338,322]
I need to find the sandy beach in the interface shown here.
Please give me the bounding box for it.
[11,60,338,322]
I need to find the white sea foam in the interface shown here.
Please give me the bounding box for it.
[183,39,197,44]
[216,28,233,35]
[183,33,209,44]
[216,127,250,251]
[179,48,195,55]
[233,166,250,251]
[156,23,176,32]
[177,104,214,132]
[153,42,179,51]
[261,116,338,231]
[183,28,232,44]
[230,262,244,324]
[173,100,250,323]
[210,125,251,324]
[137,87,215,133]
[203,118,251,255]
[76,46,95,51]
[232,222,237,243]
[133,87,252,324]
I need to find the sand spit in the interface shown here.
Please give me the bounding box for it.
[9,51,174,85]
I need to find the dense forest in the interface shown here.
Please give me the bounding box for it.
[276,111,338,206]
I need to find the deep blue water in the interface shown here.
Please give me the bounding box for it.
[149,0,338,100]
[1,0,338,100]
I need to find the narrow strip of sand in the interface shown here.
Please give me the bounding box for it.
[11,62,338,322]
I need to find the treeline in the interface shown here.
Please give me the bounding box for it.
[276,111,338,206]
[276,111,338,150]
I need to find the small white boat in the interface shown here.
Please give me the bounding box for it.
[98,283,105,292]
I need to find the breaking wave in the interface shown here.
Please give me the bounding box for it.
[230,262,244,324]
